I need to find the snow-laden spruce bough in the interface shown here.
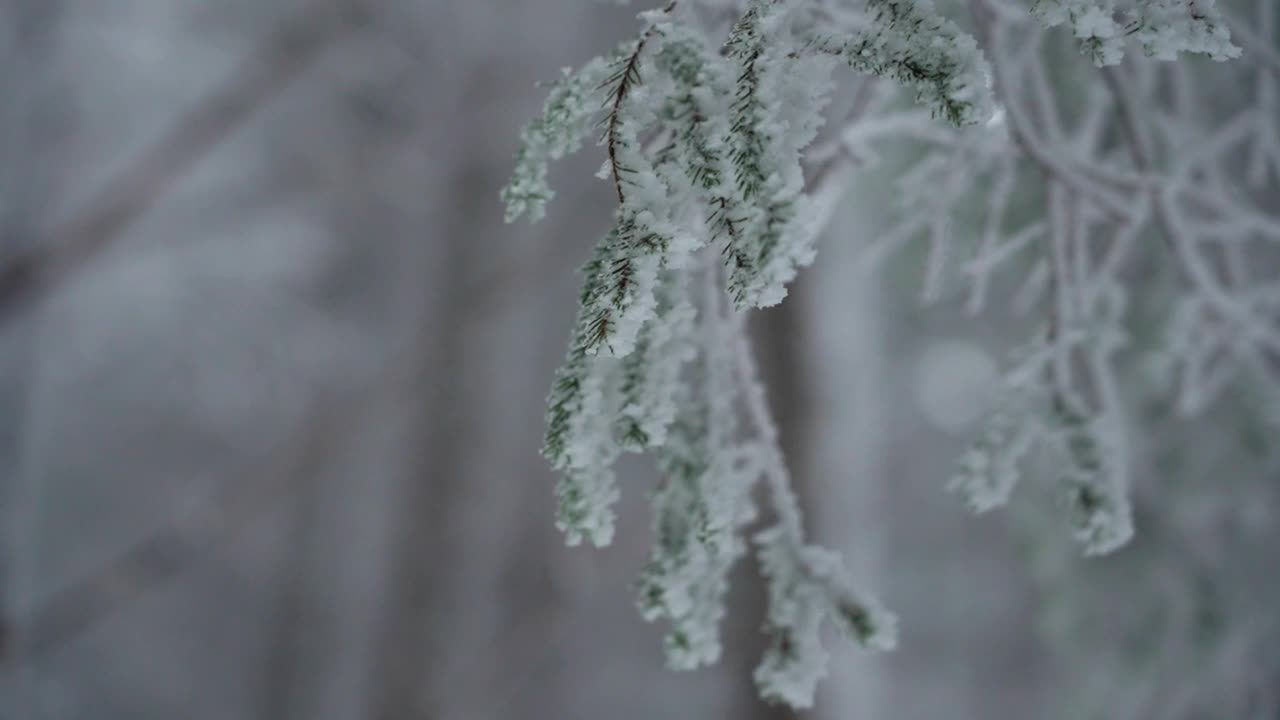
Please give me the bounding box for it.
[503,0,1254,708]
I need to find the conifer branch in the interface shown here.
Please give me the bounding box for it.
[502,0,1272,708]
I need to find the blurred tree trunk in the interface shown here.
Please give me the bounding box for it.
[0,1,67,711]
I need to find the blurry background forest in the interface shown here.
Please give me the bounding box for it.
[0,1,1276,718]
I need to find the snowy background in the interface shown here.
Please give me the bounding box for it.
[1,1,1277,718]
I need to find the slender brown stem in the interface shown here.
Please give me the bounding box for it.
[605,42,648,204]
[603,2,677,205]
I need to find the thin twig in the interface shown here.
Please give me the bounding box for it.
[967,0,1137,221]
[1101,65,1280,357]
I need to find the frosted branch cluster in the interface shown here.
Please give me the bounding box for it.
[502,0,1274,707]
[1031,0,1241,65]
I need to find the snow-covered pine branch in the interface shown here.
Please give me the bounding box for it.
[1032,0,1241,66]
[502,0,1273,709]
